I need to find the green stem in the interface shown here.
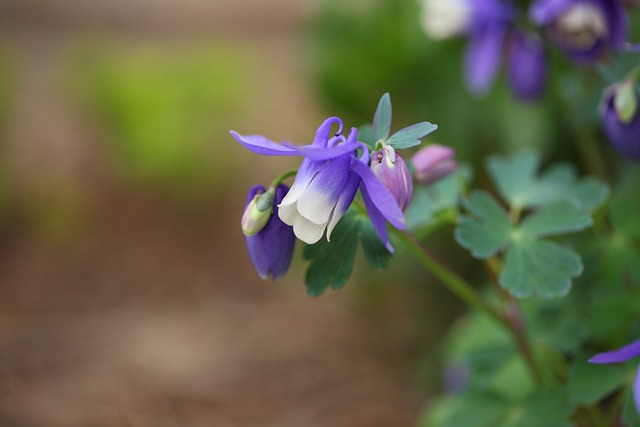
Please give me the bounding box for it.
[270,169,298,188]
[576,126,609,181]
[392,229,505,327]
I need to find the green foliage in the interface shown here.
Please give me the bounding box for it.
[487,151,609,211]
[455,152,607,298]
[373,92,392,140]
[567,356,632,407]
[387,122,438,150]
[405,165,470,234]
[303,208,392,296]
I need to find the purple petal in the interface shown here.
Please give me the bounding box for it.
[529,0,573,24]
[600,0,628,48]
[282,141,360,161]
[230,131,300,156]
[507,30,547,102]
[360,181,393,252]
[350,158,406,230]
[589,339,640,364]
[327,172,361,240]
[465,23,507,95]
[312,117,344,147]
[635,364,640,414]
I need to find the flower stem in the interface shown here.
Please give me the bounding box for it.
[392,229,505,327]
[270,169,298,188]
[576,126,609,181]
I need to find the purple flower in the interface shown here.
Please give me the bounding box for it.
[231,117,406,251]
[411,144,458,185]
[507,30,548,102]
[589,339,640,414]
[243,184,295,280]
[530,0,628,63]
[464,0,515,94]
[601,82,640,160]
[371,145,413,212]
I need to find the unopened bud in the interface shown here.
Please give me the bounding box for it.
[242,186,275,236]
[371,145,413,212]
[411,144,457,185]
[614,79,638,124]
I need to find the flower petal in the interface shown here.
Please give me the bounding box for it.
[312,117,344,147]
[326,172,360,241]
[279,158,326,225]
[464,23,507,95]
[529,0,573,24]
[293,215,326,244]
[635,364,640,414]
[350,157,406,230]
[282,140,360,161]
[297,155,351,225]
[230,131,300,156]
[360,181,394,252]
[589,339,640,364]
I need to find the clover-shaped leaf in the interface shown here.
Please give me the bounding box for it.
[303,208,391,296]
[455,190,591,298]
[487,151,609,212]
[454,191,511,259]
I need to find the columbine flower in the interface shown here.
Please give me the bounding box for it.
[601,79,640,160]
[589,339,640,414]
[243,184,295,280]
[411,144,458,185]
[530,0,628,63]
[371,145,413,212]
[507,30,548,102]
[231,117,406,250]
[463,0,515,95]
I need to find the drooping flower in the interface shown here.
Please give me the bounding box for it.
[371,145,413,212]
[601,80,640,160]
[530,0,628,63]
[243,184,295,280]
[507,30,548,101]
[231,117,406,250]
[589,339,640,414]
[411,144,458,185]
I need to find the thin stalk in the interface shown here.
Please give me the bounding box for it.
[269,169,298,188]
[576,127,609,181]
[392,229,506,329]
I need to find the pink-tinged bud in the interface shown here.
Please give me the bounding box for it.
[371,145,413,212]
[411,144,458,185]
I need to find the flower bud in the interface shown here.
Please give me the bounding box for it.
[371,145,413,212]
[241,186,275,236]
[507,30,547,102]
[601,83,640,160]
[410,144,458,185]
[244,184,296,280]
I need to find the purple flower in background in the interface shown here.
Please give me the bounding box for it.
[589,339,640,414]
[507,30,548,101]
[601,80,640,160]
[464,0,516,94]
[243,184,295,280]
[371,145,413,212]
[411,144,458,185]
[530,0,628,63]
[231,117,406,250]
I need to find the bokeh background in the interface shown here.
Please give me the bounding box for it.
[0,0,637,426]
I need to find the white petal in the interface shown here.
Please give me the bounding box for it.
[278,202,298,226]
[296,188,337,225]
[293,215,327,244]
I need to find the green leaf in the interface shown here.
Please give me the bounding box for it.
[500,237,582,298]
[487,152,609,212]
[519,202,592,238]
[567,355,631,407]
[454,191,512,259]
[623,388,640,427]
[387,122,438,149]
[303,209,392,296]
[444,392,511,427]
[406,165,471,232]
[501,387,572,427]
[373,92,392,141]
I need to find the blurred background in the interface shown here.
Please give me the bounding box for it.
[0,0,636,425]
